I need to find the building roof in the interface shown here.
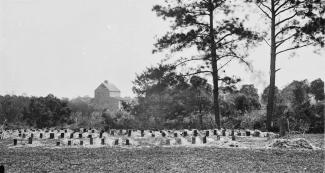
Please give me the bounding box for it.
[102,80,120,92]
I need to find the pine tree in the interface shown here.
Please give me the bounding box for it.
[152,0,259,128]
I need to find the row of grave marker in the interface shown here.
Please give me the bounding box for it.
[13,136,225,146]
[15,130,254,140]
[13,129,260,140]
[13,138,130,146]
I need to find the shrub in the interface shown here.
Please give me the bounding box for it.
[102,110,140,130]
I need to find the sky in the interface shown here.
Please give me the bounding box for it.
[0,0,324,99]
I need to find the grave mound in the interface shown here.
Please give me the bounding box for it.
[268,138,316,150]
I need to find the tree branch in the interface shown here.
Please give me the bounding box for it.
[275,12,297,26]
[274,0,281,7]
[174,57,207,67]
[215,33,233,45]
[263,38,271,47]
[260,2,272,12]
[217,53,236,60]
[180,70,212,77]
[228,49,251,68]
[275,1,289,13]
[275,26,299,37]
[276,43,313,55]
[216,40,236,48]
[217,57,234,71]
[276,5,296,16]
[193,21,209,27]
[256,3,272,19]
[276,34,295,48]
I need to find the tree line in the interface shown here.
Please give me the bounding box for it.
[0,94,72,128]
[0,76,323,133]
[130,64,324,133]
[152,0,324,131]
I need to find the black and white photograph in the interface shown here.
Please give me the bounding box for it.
[0,0,324,172]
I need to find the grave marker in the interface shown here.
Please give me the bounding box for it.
[56,142,60,146]
[253,131,260,137]
[90,138,93,145]
[232,134,236,141]
[203,136,207,144]
[40,133,43,139]
[245,131,250,136]
[0,165,4,173]
[114,139,119,145]
[28,137,32,144]
[176,138,182,145]
[80,141,83,145]
[166,139,170,145]
[101,138,105,145]
[126,139,130,145]
[50,133,55,139]
[68,141,71,146]
[193,130,198,137]
[222,129,226,136]
[192,137,196,144]
[13,139,17,146]
[205,131,209,137]
[60,133,64,138]
[183,131,188,137]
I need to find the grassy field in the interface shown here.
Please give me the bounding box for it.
[0,134,324,173]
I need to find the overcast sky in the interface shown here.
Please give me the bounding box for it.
[0,0,324,99]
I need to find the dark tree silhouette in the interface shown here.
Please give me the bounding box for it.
[152,0,259,128]
[248,0,325,130]
[310,78,324,102]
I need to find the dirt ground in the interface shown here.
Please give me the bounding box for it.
[0,134,324,173]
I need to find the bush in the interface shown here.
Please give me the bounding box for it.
[239,110,266,131]
[102,110,140,130]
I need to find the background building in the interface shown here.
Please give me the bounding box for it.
[93,80,122,111]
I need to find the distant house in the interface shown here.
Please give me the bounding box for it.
[93,80,122,111]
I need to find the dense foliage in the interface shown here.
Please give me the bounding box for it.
[0,94,73,128]
[1,76,323,133]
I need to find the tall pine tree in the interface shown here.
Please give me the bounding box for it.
[249,0,324,130]
[152,0,259,128]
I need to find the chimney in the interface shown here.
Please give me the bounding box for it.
[104,80,108,84]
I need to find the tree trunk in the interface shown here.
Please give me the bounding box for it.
[208,0,221,129]
[266,0,276,131]
[199,112,203,129]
